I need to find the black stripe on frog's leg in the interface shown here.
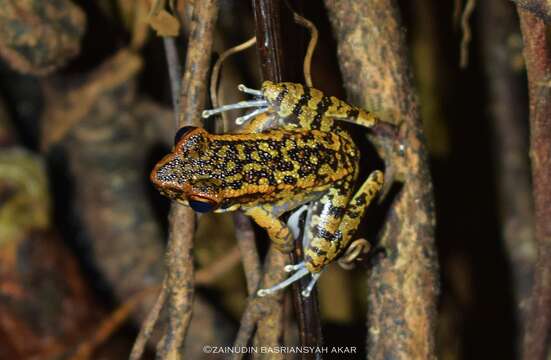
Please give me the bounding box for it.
[311,96,332,130]
[346,108,360,120]
[292,86,312,117]
[274,85,288,106]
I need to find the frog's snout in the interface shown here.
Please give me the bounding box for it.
[149,156,188,200]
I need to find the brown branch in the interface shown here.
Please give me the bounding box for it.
[480,0,536,349]
[130,280,168,360]
[324,1,439,359]
[163,37,182,126]
[178,0,219,128]
[517,8,551,360]
[155,1,219,358]
[156,205,196,358]
[71,286,160,360]
[231,248,288,360]
[251,0,323,356]
[512,0,551,23]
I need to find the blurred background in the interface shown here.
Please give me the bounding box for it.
[0,0,535,359]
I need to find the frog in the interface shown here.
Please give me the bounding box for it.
[150,81,385,297]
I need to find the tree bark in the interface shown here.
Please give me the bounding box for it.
[324,1,439,359]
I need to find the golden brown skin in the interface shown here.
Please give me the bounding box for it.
[151,81,384,273]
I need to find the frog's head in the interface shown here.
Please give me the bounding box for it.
[261,81,287,105]
[150,126,221,213]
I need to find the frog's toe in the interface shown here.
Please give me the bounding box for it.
[256,266,309,297]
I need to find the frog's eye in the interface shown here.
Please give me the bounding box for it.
[174,126,197,145]
[188,195,218,213]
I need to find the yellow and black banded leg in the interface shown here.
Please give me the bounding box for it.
[302,175,356,273]
[336,170,384,254]
[325,96,380,130]
[304,171,383,271]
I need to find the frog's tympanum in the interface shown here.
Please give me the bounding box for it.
[151,81,384,297]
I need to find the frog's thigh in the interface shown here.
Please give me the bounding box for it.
[337,170,384,251]
[304,176,355,272]
[305,171,384,272]
[244,205,294,253]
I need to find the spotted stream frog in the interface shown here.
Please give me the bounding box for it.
[150,81,384,297]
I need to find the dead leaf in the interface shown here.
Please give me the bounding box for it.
[147,9,180,37]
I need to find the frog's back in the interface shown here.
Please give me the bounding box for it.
[208,129,358,206]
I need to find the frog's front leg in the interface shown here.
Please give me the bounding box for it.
[244,205,294,253]
[243,192,323,253]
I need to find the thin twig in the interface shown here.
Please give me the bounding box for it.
[195,246,242,285]
[71,286,160,360]
[517,8,551,360]
[129,280,168,360]
[163,37,182,126]
[459,0,476,68]
[292,13,317,87]
[324,1,439,358]
[209,37,257,109]
[233,212,262,295]
[231,248,288,360]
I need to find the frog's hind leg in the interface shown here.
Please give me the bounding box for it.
[304,170,384,272]
[337,170,384,252]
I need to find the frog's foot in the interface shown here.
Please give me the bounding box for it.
[256,262,321,298]
[202,84,268,125]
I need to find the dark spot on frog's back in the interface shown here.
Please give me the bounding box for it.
[259,150,272,161]
[230,181,243,190]
[283,175,297,185]
[277,161,294,172]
